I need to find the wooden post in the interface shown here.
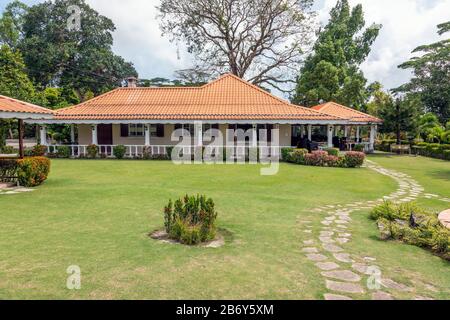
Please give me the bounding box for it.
[18,119,24,159]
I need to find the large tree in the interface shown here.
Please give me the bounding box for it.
[292,0,381,108]
[379,94,421,144]
[0,44,37,149]
[0,0,137,99]
[157,0,315,92]
[395,21,450,124]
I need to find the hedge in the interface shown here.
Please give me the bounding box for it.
[16,157,51,187]
[281,148,365,168]
[376,140,450,161]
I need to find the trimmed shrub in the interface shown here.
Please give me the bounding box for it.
[281,147,294,162]
[86,144,98,159]
[323,148,339,156]
[57,146,71,158]
[17,157,51,187]
[344,151,365,168]
[164,194,217,245]
[113,145,127,159]
[305,150,328,166]
[289,148,308,164]
[353,144,365,152]
[32,144,47,157]
[325,155,342,167]
[1,146,16,154]
[0,158,18,182]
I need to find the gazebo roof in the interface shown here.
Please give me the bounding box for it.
[311,102,382,124]
[0,95,53,119]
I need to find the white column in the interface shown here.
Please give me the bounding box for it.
[344,126,349,138]
[40,125,48,146]
[356,126,360,143]
[194,121,203,147]
[308,125,312,141]
[369,125,377,152]
[145,124,151,146]
[327,125,334,148]
[70,124,75,144]
[91,124,98,145]
[300,125,304,139]
[252,124,258,147]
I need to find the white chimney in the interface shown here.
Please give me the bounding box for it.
[127,77,138,88]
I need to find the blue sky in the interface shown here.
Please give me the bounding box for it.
[1,0,449,97]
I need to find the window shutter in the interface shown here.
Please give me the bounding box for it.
[156,124,164,137]
[174,124,182,130]
[120,124,129,137]
[212,124,219,130]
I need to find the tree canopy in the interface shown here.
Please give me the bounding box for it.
[394,21,450,124]
[292,0,381,108]
[157,0,315,92]
[0,0,137,100]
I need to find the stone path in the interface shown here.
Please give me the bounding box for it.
[301,160,436,300]
[0,186,34,195]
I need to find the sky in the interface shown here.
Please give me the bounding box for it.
[1,0,449,96]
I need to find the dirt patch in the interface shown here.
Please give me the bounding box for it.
[149,229,226,248]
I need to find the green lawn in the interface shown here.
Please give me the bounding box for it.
[0,156,448,299]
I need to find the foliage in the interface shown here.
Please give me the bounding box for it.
[394,21,450,124]
[86,144,98,159]
[0,158,18,182]
[31,144,47,157]
[344,151,365,168]
[281,148,295,162]
[323,148,339,156]
[157,0,315,92]
[16,156,51,187]
[353,144,365,152]
[1,145,16,154]
[113,145,127,159]
[289,149,308,164]
[304,150,329,166]
[164,195,218,245]
[0,0,137,98]
[411,142,450,160]
[56,146,70,159]
[379,95,421,144]
[292,0,381,108]
[371,201,449,260]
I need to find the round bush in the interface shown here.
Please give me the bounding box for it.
[164,194,217,245]
[86,144,98,159]
[32,145,47,157]
[57,146,71,158]
[344,151,365,168]
[113,145,127,159]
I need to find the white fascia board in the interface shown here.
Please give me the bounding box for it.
[26,119,350,125]
[0,111,54,120]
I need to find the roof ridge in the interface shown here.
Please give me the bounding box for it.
[314,101,382,122]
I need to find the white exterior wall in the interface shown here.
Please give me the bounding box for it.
[77,123,293,146]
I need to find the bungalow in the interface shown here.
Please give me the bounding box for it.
[24,74,381,157]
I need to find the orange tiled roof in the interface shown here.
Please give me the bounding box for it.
[311,102,382,123]
[0,95,53,115]
[55,74,341,121]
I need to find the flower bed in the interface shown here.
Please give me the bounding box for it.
[281,148,365,168]
[371,202,449,261]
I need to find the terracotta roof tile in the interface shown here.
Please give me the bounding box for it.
[312,102,382,123]
[55,74,341,121]
[0,95,53,115]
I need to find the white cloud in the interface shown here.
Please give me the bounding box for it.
[318,0,450,90]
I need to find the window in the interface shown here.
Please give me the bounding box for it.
[129,124,144,137]
[175,124,194,136]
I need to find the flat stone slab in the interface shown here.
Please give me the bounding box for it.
[372,291,394,300]
[322,270,361,282]
[320,231,334,237]
[334,253,354,263]
[323,244,344,253]
[302,247,319,253]
[414,296,434,301]
[352,263,371,275]
[326,280,365,294]
[316,262,340,271]
[438,209,450,229]
[380,278,413,292]
[303,240,315,245]
[336,238,350,244]
[324,294,353,300]
[320,237,335,244]
[306,254,328,262]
